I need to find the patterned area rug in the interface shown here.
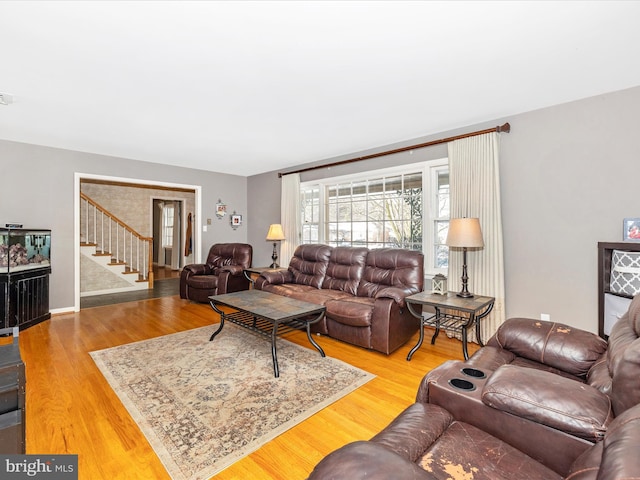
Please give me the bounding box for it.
[90,324,374,480]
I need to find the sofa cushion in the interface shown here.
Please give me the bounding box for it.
[487,317,608,378]
[482,365,613,441]
[325,297,376,327]
[186,274,219,290]
[419,420,562,480]
[322,246,368,295]
[357,248,423,298]
[288,244,332,288]
[260,283,316,298]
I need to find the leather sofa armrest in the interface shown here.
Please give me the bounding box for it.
[374,286,415,307]
[182,263,212,276]
[481,365,613,442]
[307,441,435,480]
[488,318,608,377]
[255,269,293,288]
[219,264,244,275]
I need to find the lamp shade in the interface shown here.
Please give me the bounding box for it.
[446,218,484,248]
[266,223,285,241]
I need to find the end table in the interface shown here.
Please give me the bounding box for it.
[405,291,495,361]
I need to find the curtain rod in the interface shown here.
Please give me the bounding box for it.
[278,122,510,178]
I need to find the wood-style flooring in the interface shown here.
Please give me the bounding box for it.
[18,295,477,479]
[80,265,180,309]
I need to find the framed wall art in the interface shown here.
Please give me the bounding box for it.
[623,218,640,242]
[215,199,227,219]
[230,213,242,229]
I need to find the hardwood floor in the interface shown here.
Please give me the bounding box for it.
[20,296,477,480]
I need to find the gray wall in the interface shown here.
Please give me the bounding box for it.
[2,84,639,331]
[247,85,640,334]
[0,141,248,311]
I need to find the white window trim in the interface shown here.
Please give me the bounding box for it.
[300,158,448,276]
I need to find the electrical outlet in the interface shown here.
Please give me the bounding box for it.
[540,313,550,321]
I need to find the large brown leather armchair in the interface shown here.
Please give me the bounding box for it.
[179,243,252,303]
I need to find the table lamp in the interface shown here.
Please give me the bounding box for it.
[266,224,285,268]
[446,218,484,298]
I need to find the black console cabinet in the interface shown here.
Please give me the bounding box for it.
[0,327,26,454]
[0,270,51,330]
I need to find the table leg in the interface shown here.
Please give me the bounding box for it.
[306,311,326,357]
[474,302,494,347]
[475,319,483,347]
[271,322,280,378]
[406,301,425,361]
[430,307,442,345]
[462,321,469,360]
[208,301,226,341]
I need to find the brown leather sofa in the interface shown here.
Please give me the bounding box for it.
[308,296,640,479]
[179,243,252,303]
[255,244,423,354]
[307,401,640,479]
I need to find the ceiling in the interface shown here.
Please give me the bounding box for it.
[2,1,640,177]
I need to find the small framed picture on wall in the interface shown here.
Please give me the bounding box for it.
[230,213,242,229]
[623,218,640,242]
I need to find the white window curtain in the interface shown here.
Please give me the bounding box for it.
[280,173,301,267]
[448,132,505,342]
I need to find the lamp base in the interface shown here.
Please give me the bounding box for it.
[456,291,474,298]
[270,242,279,268]
[457,247,473,298]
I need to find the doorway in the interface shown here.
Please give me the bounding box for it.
[75,173,201,312]
[153,198,184,272]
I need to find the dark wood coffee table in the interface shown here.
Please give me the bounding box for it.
[208,289,326,377]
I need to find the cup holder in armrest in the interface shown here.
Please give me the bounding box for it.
[448,378,476,391]
[461,367,486,379]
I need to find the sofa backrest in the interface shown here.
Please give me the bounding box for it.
[357,248,424,298]
[206,243,252,270]
[288,244,332,288]
[322,246,369,295]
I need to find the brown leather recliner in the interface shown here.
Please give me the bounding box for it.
[179,243,252,303]
[412,294,640,475]
[307,401,640,480]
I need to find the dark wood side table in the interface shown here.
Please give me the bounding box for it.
[405,291,495,361]
[243,267,287,288]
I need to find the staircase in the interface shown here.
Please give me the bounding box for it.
[80,193,154,295]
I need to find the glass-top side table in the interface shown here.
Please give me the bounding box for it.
[405,291,495,361]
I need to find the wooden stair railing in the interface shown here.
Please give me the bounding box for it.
[80,192,154,288]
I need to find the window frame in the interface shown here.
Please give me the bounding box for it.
[161,203,175,249]
[300,158,448,275]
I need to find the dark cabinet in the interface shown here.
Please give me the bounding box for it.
[598,241,640,338]
[0,327,25,454]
